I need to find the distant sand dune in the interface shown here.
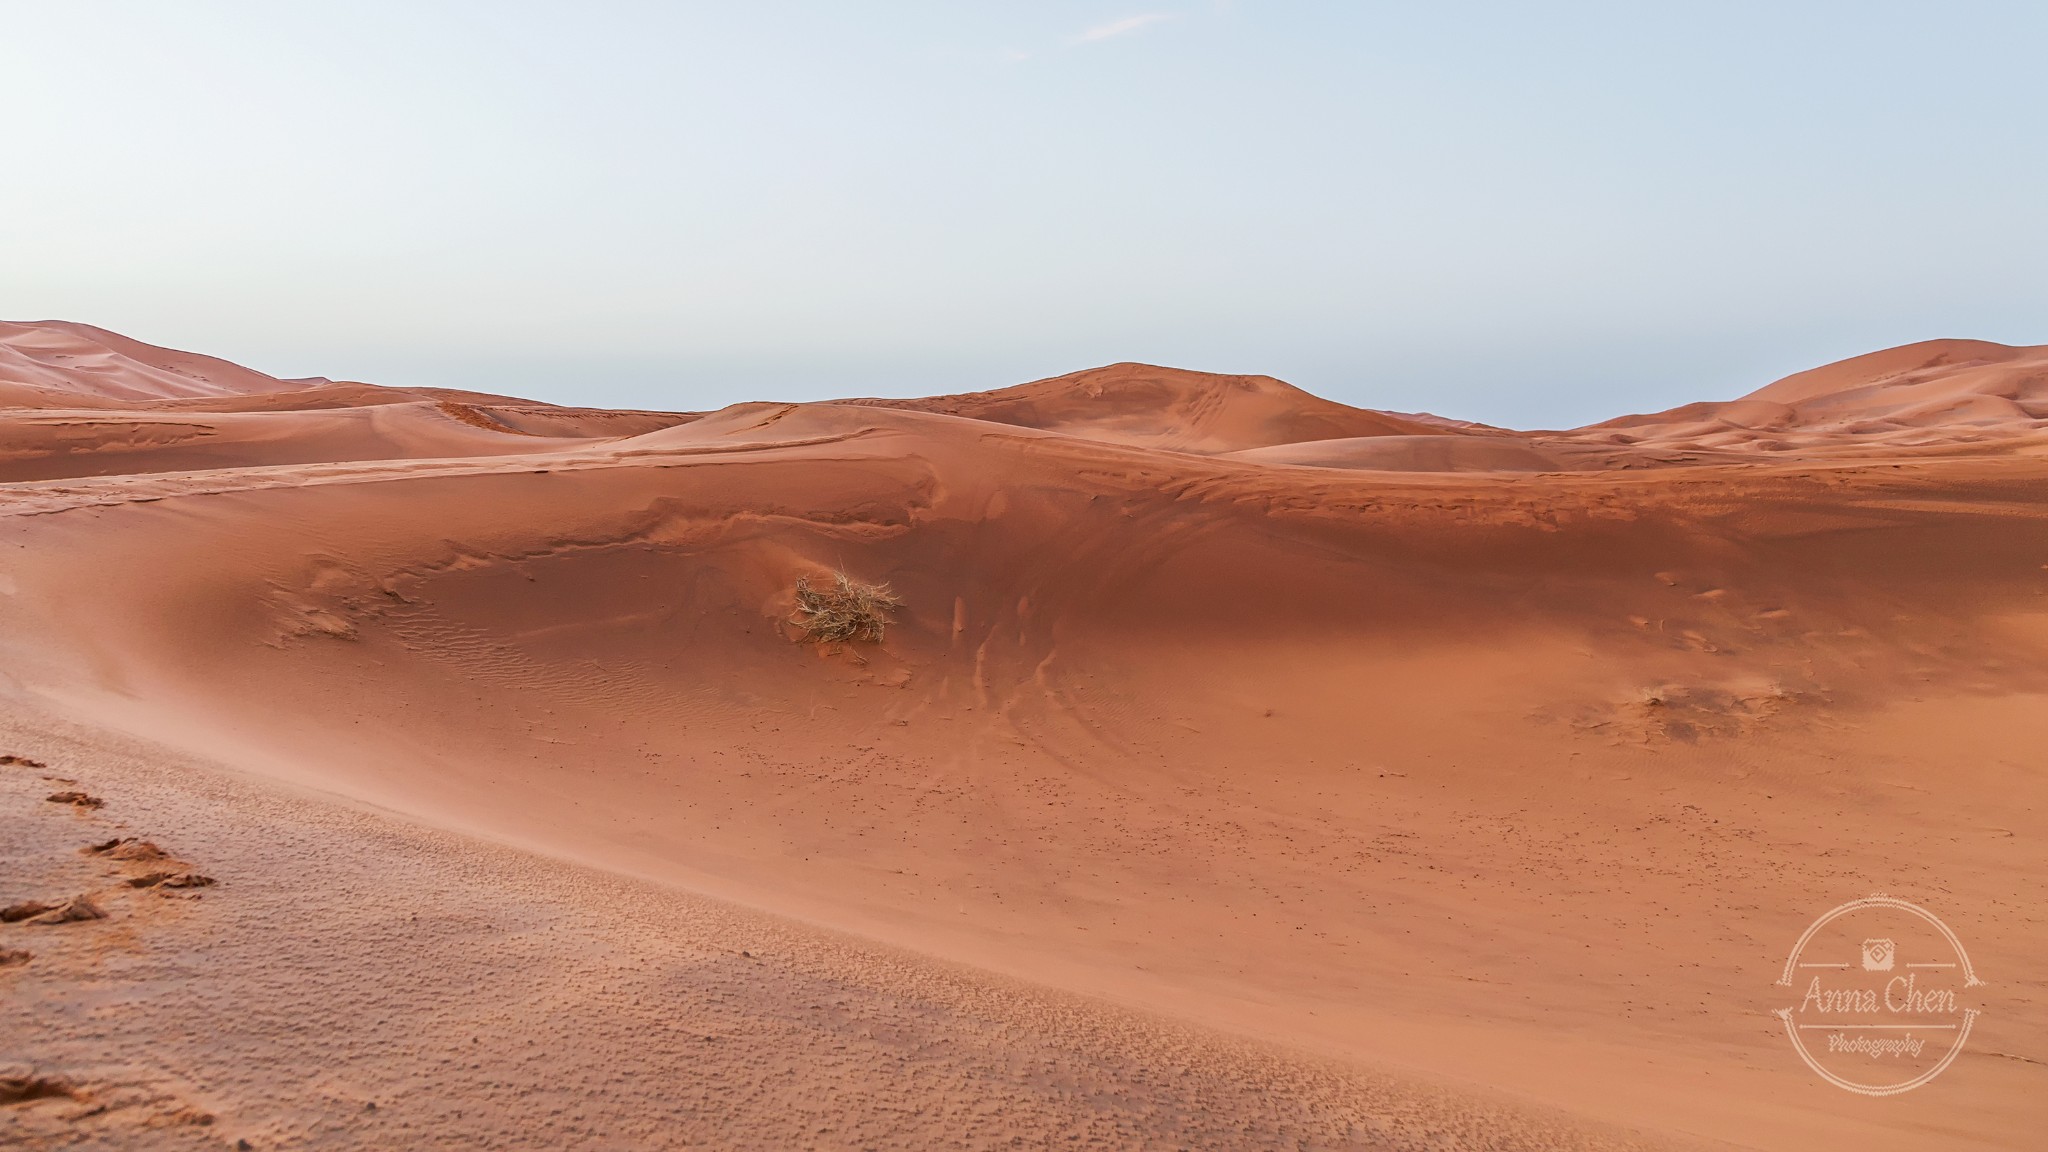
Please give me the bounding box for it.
[1584,338,2048,453]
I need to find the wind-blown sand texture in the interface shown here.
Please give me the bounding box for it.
[2,322,2044,1150]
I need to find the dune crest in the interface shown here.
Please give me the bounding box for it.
[0,320,317,406]
[1585,337,2048,452]
[0,321,690,482]
[852,361,1453,454]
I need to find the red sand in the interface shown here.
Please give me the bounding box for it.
[2,322,2043,1150]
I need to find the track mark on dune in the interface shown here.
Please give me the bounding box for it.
[43,791,103,809]
[0,428,887,519]
[0,1073,82,1105]
[375,602,682,717]
[1,900,59,923]
[0,1066,220,1143]
[18,896,108,924]
[434,401,537,436]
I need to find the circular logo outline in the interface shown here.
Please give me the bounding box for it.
[1773,894,1984,1096]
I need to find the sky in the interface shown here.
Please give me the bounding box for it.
[1,1,2043,428]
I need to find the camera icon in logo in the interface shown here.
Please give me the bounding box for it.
[1861,938,1896,971]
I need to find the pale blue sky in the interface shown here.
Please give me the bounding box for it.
[2,2,2042,426]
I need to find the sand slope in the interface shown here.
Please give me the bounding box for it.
[3,326,2046,1150]
[1585,338,2048,454]
[0,320,317,405]
[0,322,687,481]
[853,361,1451,454]
[0,705,1679,1152]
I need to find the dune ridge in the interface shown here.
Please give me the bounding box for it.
[0,320,318,406]
[1584,338,2048,454]
[850,361,1454,454]
[0,322,690,482]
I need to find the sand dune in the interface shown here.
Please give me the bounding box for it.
[0,320,317,405]
[2,325,2044,1150]
[854,361,1451,454]
[1585,338,2048,454]
[0,322,688,481]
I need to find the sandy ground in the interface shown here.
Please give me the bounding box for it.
[0,706,1674,1151]
[3,323,2047,1149]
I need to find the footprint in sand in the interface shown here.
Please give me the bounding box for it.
[0,754,47,768]
[1,896,106,924]
[44,790,104,809]
[125,872,216,890]
[84,837,166,860]
[0,900,56,923]
[0,1071,81,1106]
[0,948,29,968]
[82,837,218,892]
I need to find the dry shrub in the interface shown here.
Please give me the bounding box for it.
[790,570,901,644]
